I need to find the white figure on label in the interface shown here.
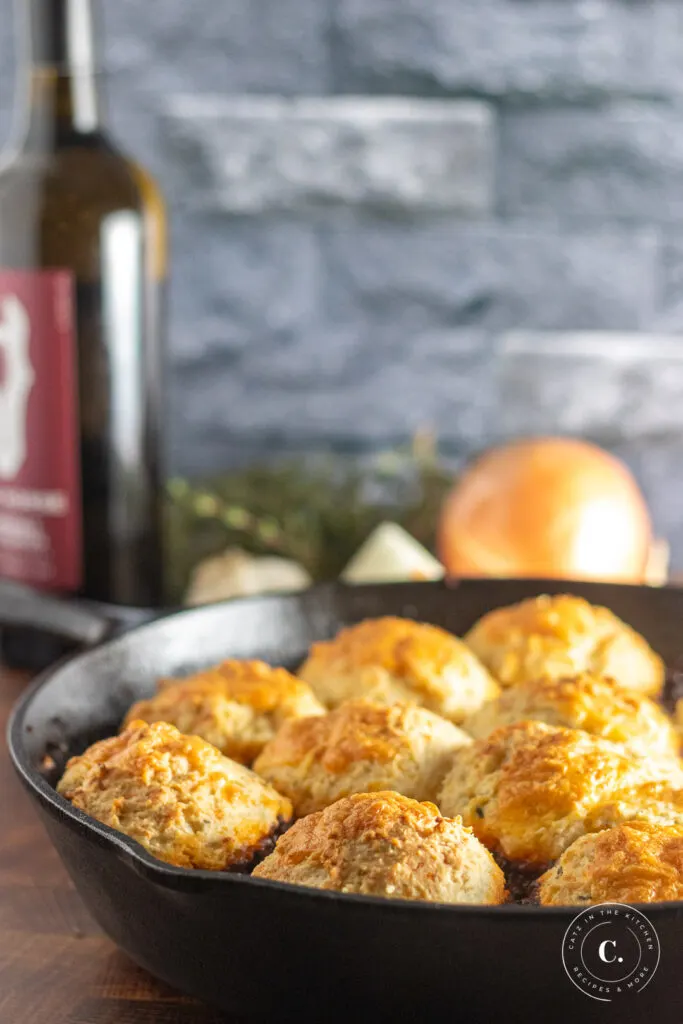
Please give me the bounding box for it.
[0,295,35,479]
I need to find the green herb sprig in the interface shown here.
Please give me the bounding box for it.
[165,435,453,602]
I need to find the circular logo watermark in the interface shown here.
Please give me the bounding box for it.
[561,903,660,1002]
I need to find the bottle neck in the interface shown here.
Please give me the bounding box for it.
[16,0,104,148]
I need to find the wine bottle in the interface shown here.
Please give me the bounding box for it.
[0,0,167,647]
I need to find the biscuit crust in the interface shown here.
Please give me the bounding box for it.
[539,822,683,906]
[465,595,664,696]
[57,720,292,870]
[253,699,471,817]
[299,616,499,723]
[253,791,506,905]
[124,660,325,765]
[438,720,683,868]
[463,673,679,760]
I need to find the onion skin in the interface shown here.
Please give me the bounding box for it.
[438,438,652,584]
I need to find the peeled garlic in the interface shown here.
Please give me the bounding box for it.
[342,522,444,585]
[185,548,312,606]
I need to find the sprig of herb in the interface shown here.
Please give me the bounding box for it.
[165,436,453,602]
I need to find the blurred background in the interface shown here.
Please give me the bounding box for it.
[2,0,683,590]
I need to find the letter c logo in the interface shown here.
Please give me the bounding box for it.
[599,940,617,963]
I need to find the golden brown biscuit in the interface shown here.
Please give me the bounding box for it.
[463,673,680,761]
[57,720,292,870]
[465,594,664,697]
[438,721,683,869]
[124,660,325,765]
[253,791,506,905]
[298,616,499,724]
[253,699,471,817]
[539,822,683,906]
[588,778,683,832]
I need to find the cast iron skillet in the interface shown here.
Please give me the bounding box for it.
[6,578,683,1024]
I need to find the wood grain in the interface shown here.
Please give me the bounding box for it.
[0,665,231,1024]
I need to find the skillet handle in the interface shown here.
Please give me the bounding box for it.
[0,579,112,646]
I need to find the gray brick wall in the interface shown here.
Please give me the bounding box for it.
[2,0,683,561]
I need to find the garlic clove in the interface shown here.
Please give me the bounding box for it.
[341,522,444,585]
[185,548,312,606]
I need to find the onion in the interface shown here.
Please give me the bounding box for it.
[438,438,652,583]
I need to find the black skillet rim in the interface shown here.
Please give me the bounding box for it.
[8,578,683,920]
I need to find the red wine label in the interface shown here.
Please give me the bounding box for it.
[0,270,82,590]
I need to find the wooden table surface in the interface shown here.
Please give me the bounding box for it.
[0,665,233,1024]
